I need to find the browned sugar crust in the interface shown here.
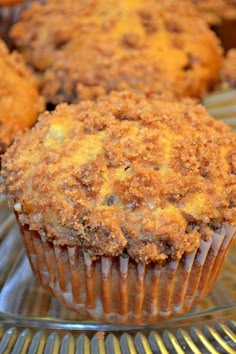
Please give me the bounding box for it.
[11,0,222,104]
[0,39,44,154]
[2,91,236,263]
[221,49,236,87]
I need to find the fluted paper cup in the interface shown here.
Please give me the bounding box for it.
[0,0,43,46]
[18,222,235,325]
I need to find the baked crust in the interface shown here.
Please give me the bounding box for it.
[11,0,222,104]
[2,91,236,263]
[221,49,236,87]
[0,39,44,154]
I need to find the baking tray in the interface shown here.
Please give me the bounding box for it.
[0,89,235,353]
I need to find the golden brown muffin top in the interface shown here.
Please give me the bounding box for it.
[11,0,222,104]
[0,40,44,154]
[221,49,236,87]
[2,91,236,263]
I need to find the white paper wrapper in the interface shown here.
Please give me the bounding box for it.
[19,222,235,325]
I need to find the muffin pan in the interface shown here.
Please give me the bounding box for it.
[0,89,235,353]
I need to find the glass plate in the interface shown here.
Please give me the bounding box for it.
[0,89,235,353]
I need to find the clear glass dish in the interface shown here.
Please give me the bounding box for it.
[0,89,235,353]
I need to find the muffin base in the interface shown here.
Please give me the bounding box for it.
[19,223,235,325]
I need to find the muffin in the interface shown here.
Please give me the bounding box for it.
[2,91,236,324]
[221,49,236,87]
[10,0,222,105]
[0,39,44,154]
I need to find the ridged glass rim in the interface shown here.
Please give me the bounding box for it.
[0,304,235,332]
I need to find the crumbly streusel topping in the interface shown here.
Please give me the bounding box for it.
[11,0,222,104]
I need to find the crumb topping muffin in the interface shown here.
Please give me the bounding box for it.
[2,91,236,264]
[0,39,44,154]
[11,0,222,104]
[221,49,236,87]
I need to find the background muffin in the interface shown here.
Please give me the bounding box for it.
[0,39,44,154]
[11,0,222,105]
[2,91,236,324]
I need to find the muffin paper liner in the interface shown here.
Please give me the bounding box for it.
[0,5,20,45]
[0,1,44,46]
[19,222,235,325]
